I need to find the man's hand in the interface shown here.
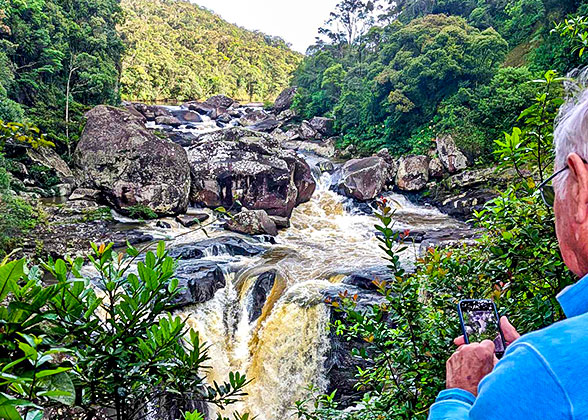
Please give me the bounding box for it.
[446,340,496,396]
[446,317,521,396]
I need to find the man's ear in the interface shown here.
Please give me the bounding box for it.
[567,153,588,224]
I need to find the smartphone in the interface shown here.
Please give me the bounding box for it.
[458,299,506,359]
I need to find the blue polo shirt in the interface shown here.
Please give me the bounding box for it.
[428,275,588,420]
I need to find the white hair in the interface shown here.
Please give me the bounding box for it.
[553,68,588,196]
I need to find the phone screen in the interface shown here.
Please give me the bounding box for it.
[459,300,505,354]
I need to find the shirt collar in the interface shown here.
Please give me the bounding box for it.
[557,273,588,318]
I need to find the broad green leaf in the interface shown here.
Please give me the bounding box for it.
[0,259,25,301]
[0,394,22,420]
[39,371,75,405]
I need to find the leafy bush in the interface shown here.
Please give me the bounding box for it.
[126,204,159,220]
[435,66,537,161]
[0,157,36,256]
[0,257,76,420]
[0,242,251,420]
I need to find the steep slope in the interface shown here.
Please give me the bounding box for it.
[119,0,303,102]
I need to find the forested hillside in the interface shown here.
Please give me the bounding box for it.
[119,0,303,103]
[294,0,588,159]
[0,0,123,148]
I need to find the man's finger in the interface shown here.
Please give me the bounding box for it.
[454,335,466,347]
[500,316,521,344]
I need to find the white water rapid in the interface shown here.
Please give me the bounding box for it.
[134,106,468,419]
[136,166,464,420]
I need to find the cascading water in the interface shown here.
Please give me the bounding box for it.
[140,107,468,419]
[141,162,466,420]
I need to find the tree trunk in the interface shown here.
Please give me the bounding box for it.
[65,66,74,159]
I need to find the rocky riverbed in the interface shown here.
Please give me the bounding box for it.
[9,90,509,419]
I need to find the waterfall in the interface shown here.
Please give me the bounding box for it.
[246,283,331,419]
[132,116,469,419]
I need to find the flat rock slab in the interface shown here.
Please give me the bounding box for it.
[176,213,209,228]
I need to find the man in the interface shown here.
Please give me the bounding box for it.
[428,93,588,419]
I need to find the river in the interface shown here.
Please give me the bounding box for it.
[133,107,468,419]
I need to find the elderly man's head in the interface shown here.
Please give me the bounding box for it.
[553,92,588,277]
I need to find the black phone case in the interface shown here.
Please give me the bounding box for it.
[457,299,506,358]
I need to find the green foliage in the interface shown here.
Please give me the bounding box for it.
[435,66,537,161]
[0,0,124,149]
[183,411,206,420]
[41,241,249,418]
[294,14,509,155]
[0,121,53,151]
[119,0,302,102]
[555,15,588,58]
[494,70,565,183]
[294,0,588,157]
[0,242,251,419]
[126,204,159,220]
[0,257,76,420]
[0,156,36,256]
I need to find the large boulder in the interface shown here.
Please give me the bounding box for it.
[376,148,398,179]
[187,130,315,218]
[170,236,266,259]
[188,126,272,145]
[250,118,280,133]
[131,103,170,121]
[155,115,182,127]
[205,95,236,109]
[171,109,203,124]
[277,109,296,122]
[240,109,269,126]
[273,87,297,113]
[395,155,430,191]
[26,146,75,186]
[429,157,445,178]
[226,209,278,236]
[281,136,337,159]
[436,135,468,174]
[338,156,391,201]
[73,105,191,216]
[174,260,225,307]
[183,101,216,116]
[299,121,319,140]
[310,117,335,137]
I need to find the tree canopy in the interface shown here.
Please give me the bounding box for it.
[0,0,124,148]
[293,0,588,157]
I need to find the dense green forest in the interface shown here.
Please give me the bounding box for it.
[294,0,588,159]
[119,0,302,103]
[0,0,124,151]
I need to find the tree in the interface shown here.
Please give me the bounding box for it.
[0,0,124,149]
[319,0,384,45]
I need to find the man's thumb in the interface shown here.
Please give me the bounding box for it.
[500,316,521,344]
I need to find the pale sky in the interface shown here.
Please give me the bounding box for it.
[191,0,340,53]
